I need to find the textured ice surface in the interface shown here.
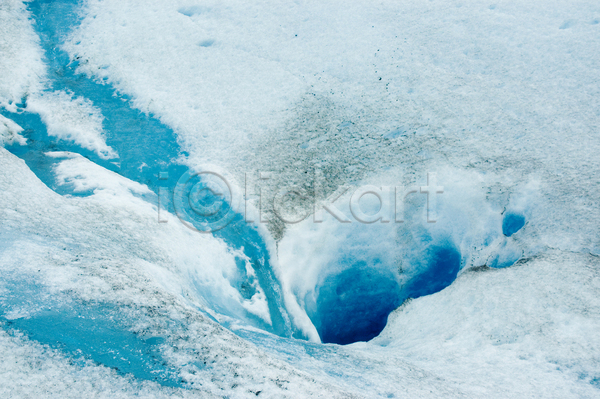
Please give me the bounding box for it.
[27,90,117,159]
[0,114,26,146]
[0,0,45,110]
[373,251,600,397]
[0,149,360,397]
[1,0,600,397]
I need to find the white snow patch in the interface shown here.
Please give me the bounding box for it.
[49,151,148,198]
[0,114,26,146]
[0,0,45,111]
[27,91,117,159]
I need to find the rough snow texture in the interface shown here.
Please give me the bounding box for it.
[27,91,117,159]
[64,0,600,249]
[1,0,600,397]
[48,151,148,196]
[0,0,45,111]
[0,115,26,146]
[373,252,600,398]
[0,148,360,398]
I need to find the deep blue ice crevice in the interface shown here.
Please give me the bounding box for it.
[310,264,401,345]
[307,240,461,345]
[404,244,462,299]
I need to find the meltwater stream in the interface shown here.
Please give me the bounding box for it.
[0,0,526,387]
[0,0,295,386]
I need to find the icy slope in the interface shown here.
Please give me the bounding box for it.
[62,0,600,343]
[0,148,359,397]
[0,138,470,398]
[373,252,600,397]
[0,0,45,110]
[0,0,599,397]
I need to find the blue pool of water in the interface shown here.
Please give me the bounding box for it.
[311,243,462,345]
[502,212,526,237]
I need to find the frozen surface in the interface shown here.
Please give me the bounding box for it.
[1,0,600,397]
[0,148,360,397]
[0,0,45,111]
[27,90,117,159]
[373,251,600,397]
[0,115,26,146]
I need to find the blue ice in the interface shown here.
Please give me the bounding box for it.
[502,212,526,237]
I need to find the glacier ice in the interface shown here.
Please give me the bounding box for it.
[1,0,600,397]
[502,212,526,237]
[26,90,117,160]
[0,114,26,146]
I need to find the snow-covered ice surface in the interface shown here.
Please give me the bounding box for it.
[0,0,45,111]
[1,0,600,397]
[0,114,26,146]
[27,90,117,159]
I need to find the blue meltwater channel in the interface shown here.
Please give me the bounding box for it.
[0,0,296,387]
